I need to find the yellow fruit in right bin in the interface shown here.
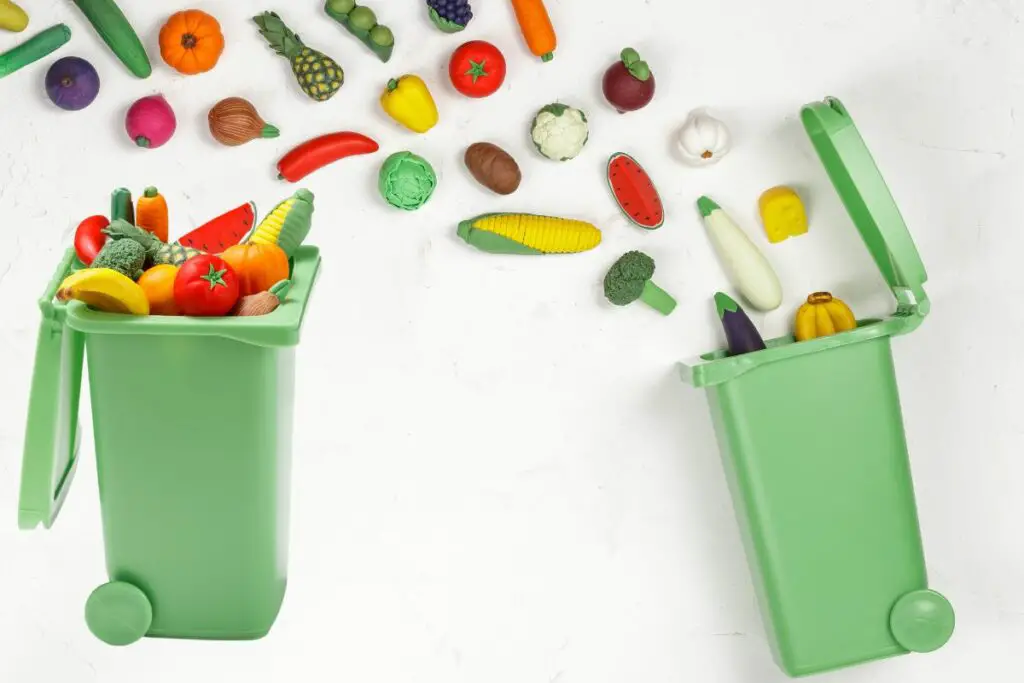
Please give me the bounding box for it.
[794,292,856,341]
[759,186,808,243]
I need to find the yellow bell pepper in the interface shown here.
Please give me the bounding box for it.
[380,75,438,134]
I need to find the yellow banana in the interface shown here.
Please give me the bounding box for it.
[794,292,856,342]
[57,268,150,316]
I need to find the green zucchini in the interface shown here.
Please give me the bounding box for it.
[110,187,134,225]
[0,24,70,78]
[71,0,151,78]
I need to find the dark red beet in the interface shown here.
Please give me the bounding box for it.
[602,47,655,113]
[45,57,100,111]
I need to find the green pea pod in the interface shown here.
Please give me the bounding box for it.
[0,24,70,78]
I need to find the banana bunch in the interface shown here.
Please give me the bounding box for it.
[56,268,150,316]
[794,292,855,341]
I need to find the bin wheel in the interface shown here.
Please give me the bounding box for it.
[85,581,152,646]
[889,589,955,653]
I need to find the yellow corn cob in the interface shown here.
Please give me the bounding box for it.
[249,198,294,246]
[458,212,602,254]
[246,189,314,257]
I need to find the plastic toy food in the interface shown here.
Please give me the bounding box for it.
[457,213,601,255]
[715,291,766,356]
[207,98,279,147]
[449,40,506,98]
[603,251,676,315]
[277,131,379,182]
[678,110,731,166]
[179,202,256,252]
[607,152,663,230]
[70,0,150,78]
[465,142,521,195]
[378,152,437,211]
[56,267,149,315]
[74,215,110,265]
[173,255,240,317]
[324,0,394,63]
[104,219,204,266]
[45,57,99,111]
[426,0,472,33]
[602,48,655,113]
[159,9,224,75]
[697,196,782,312]
[0,24,70,79]
[125,95,176,149]
[137,264,180,315]
[0,1,28,32]
[234,279,291,317]
[91,237,146,280]
[136,186,168,243]
[759,186,808,243]
[380,75,438,133]
[219,243,290,297]
[510,0,556,62]
[110,186,134,224]
[531,103,588,161]
[247,189,315,257]
[794,292,857,342]
[253,11,343,102]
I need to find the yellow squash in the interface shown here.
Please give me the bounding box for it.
[794,292,856,341]
[380,74,438,133]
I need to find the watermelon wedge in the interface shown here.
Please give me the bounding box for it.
[607,152,664,230]
[177,202,257,253]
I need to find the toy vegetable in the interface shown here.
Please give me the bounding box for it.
[74,215,110,265]
[137,264,180,315]
[426,0,472,33]
[110,187,134,223]
[253,11,343,102]
[56,267,149,315]
[603,251,676,315]
[234,280,291,317]
[104,219,204,266]
[602,48,655,113]
[45,56,99,110]
[91,238,147,280]
[378,152,437,210]
[159,9,224,75]
[70,0,150,78]
[678,110,731,166]
[173,255,240,317]
[0,1,28,32]
[449,40,506,98]
[324,0,395,63]
[510,0,556,62]
[125,95,176,149]
[697,196,782,312]
[465,142,521,195]
[277,132,379,182]
[247,189,315,258]
[380,75,438,133]
[759,186,808,243]
[794,292,857,342]
[219,242,290,297]
[457,213,601,255]
[136,187,169,243]
[0,24,70,79]
[531,103,588,161]
[208,98,279,146]
[715,292,766,356]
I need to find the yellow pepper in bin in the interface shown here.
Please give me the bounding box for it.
[380,74,439,133]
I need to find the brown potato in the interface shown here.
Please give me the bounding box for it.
[464,142,521,195]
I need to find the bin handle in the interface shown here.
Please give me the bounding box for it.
[39,249,78,313]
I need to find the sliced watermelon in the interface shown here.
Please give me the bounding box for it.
[177,202,257,253]
[607,152,664,230]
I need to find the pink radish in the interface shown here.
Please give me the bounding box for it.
[125,95,176,149]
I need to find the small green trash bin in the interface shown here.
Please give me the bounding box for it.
[18,245,321,646]
[678,98,953,677]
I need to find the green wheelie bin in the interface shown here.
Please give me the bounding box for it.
[18,244,321,646]
[678,98,954,677]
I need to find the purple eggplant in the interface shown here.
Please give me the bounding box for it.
[45,56,99,111]
[715,292,766,356]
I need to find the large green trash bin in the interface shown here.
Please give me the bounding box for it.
[678,98,953,677]
[18,245,321,646]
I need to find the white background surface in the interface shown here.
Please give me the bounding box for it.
[2,0,1023,681]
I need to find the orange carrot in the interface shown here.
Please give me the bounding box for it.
[510,0,556,62]
[136,186,168,242]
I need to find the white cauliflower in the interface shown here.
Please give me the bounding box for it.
[530,104,589,161]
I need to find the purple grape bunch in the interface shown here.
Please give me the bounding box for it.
[427,0,473,28]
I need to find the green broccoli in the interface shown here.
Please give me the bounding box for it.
[91,238,146,280]
[603,250,676,315]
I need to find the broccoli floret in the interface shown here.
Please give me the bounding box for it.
[603,250,676,315]
[91,238,146,280]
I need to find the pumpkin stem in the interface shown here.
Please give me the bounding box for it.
[808,292,833,304]
[181,33,198,49]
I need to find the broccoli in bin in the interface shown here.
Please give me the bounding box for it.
[91,237,147,281]
[603,250,677,315]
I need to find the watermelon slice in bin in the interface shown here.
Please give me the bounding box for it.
[178,202,257,253]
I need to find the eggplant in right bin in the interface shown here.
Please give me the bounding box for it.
[678,97,953,677]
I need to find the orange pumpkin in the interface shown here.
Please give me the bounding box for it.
[219,242,289,297]
[159,10,225,75]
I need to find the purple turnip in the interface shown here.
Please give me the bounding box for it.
[602,47,655,113]
[45,57,100,111]
[125,94,176,149]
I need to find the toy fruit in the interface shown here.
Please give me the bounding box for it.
[125,94,176,149]
[602,48,655,113]
[697,196,782,312]
[378,152,437,211]
[426,0,472,33]
[174,255,240,317]
[136,186,168,243]
[103,219,205,267]
[159,9,224,75]
[607,152,663,230]
[715,291,766,356]
[0,1,28,32]
[678,110,731,166]
[794,292,857,342]
[179,202,256,252]
[219,242,290,297]
[45,56,100,110]
[247,189,315,258]
[234,279,291,317]
[324,0,394,63]
[449,40,506,98]
[510,0,556,62]
[208,97,279,146]
[759,186,808,243]
[380,75,438,133]
[0,24,70,79]
[70,0,150,78]
[457,212,601,255]
[277,131,379,182]
[603,251,676,315]
[253,11,343,102]
[531,103,588,161]
[56,267,149,315]
[138,264,180,315]
[74,215,110,265]
[465,142,521,195]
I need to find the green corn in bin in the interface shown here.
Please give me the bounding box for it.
[678,98,953,677]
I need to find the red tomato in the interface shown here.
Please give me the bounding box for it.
[74,215,110,265]
[173,255,240,317]
[449,40,506,98]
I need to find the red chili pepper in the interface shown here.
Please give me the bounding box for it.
[74,215,110,265]
[276,132,380,182]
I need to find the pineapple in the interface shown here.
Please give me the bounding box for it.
[253,11,344,102]
[103,220,205,266]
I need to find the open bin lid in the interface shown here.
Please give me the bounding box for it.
[801,97,929,315]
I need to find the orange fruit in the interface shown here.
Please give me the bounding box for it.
[138,264,180,315]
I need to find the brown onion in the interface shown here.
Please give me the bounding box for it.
[208,97,279,146]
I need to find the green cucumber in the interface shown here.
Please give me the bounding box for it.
[71,0,151,78]
[110,188,134,225]
[0,24,71,79]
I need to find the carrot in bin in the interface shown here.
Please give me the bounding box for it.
[136,186,168,242]
[510,0,556,62]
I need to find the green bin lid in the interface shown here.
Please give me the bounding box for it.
[801,97,928,311]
